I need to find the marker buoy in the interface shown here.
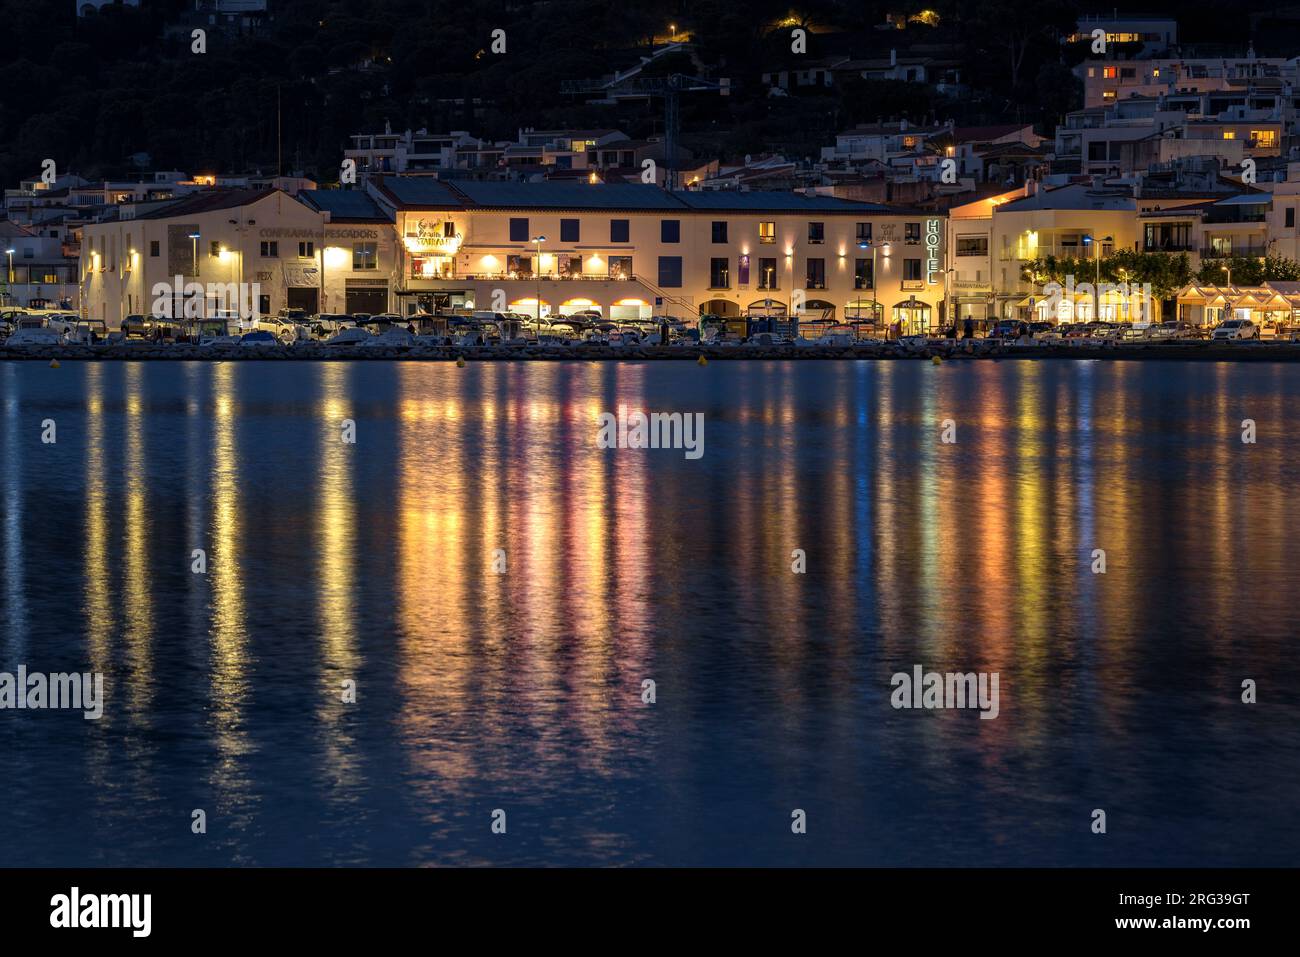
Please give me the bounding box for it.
[455,356,466,368]
[931,355,942,365]
[697,355,708,366]
[49,358,60,369]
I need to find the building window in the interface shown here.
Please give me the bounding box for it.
[610,219,629,243]
[1103,66,1117,79]
[905,223,921,245]
[661,220,680,243]
[1288,208,1296,228]
[507,254,532,276]
[658,256,683,287]
[560,218,580,242]
[904,258,923,281]
[444,221,456,238]
[210,241,222,257]
[856,222,872,243]
[711,221,728,243]
[1251,129,1278,148]
[757,257,778,289]
[609,256,632,279]
[710,257,730,288]
[298,241,315,258]
[259,241,278,257]
[955,236,988,256]
[854,258,873,289]
[808,222,825,244]
[353,243,377,270]
[805,258,825,288]
[759,221,775,244]
[738,255,750,284]
[559,255,582,277]
[509,218,529,242]
[149,240,160,257]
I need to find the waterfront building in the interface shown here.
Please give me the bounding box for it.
[368,179,949,332]
[79,188,398,326]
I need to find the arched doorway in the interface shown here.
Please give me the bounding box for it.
[845,298,883,322]
[799,299,836,321]
[611,298,650,321]
[746,298,788,317]
[558,298,602,317]
[508,297,552,320]
[892,298,932,335]
[700,298,741,318]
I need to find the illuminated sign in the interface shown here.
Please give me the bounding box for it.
[925,218,942,284]
[405,219,462,253]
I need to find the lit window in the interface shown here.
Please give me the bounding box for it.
[759,221,775,244]
[1223,131,1236,140]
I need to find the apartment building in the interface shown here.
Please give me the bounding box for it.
[1065,15,1177,60]
[1078,53,1293,109]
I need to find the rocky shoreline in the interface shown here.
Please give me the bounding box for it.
[6,339,1300,362]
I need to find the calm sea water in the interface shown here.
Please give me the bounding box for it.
[0,358,1298,867]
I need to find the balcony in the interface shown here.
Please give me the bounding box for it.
[1001,244,1106,261]
[1200,245,1268,259]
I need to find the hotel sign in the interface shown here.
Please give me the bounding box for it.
[925,218,942,284]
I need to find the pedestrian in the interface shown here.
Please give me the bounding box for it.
[963,317,974,339]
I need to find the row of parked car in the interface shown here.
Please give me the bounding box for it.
[985,318,1278,342]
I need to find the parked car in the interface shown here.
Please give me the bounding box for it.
[1211,319,1259,341]
[1147,321,1197,340]
[257,317,300,342]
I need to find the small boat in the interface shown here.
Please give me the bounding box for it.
[324,326,373,346]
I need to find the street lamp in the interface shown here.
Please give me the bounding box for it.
[1221,261,1232,288]
[532,235,546,324]
[857,239,892,332]
[5,249,13,302]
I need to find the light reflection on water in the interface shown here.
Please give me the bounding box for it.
[0,359,1298,866]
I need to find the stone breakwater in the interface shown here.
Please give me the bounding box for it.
[6,340,1300,361]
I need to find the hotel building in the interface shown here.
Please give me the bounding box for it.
[368,179,949,332]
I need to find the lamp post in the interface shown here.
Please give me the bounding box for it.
[1091,234,1112,321]
[858,239,891,332]
[944,266,957,336]
[532,235,546,324]
[5,249,13,305]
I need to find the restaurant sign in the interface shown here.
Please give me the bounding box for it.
[405,218,462,253]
